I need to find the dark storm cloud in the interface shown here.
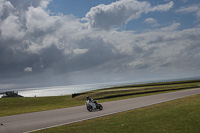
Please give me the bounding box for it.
[0,41,43,78]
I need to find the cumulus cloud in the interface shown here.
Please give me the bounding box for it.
[0,0,199,89]
[84,0,173,30]
[102,22,200,73]
[0,15,25,41]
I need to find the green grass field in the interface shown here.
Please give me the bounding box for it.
[0,79,200,117]
[35,94,200,133]
[0,95,85,117]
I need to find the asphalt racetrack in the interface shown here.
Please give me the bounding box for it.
[0,88,200,133]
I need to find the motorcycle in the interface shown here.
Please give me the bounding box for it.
[86,100,103,112]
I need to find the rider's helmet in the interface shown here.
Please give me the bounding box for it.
[86,96,90,100]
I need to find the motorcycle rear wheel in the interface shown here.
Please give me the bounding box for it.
[87,105,93,112]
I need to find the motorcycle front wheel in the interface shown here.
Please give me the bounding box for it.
[98,104,103,110]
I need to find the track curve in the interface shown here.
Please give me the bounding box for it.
[0,88,200,133]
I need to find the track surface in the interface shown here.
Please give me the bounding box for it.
[0,88,200,133]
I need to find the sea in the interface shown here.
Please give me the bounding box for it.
[17,81,141,97]
[0,77,199,97]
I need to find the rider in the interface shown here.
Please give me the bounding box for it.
[86,96,93,104]
[86,96,96,109]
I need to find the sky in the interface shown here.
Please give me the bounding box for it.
[0,0,200,90]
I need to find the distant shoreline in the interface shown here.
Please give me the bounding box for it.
[1,77,200,97]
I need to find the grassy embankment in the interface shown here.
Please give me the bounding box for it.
[0,79,200,117]
[35,94,200,133]
[74,79,200,100]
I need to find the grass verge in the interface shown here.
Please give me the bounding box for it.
[0,95,84,117]
[35,94,200,133]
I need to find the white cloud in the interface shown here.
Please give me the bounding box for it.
[149,1,174,12]
[176,4,200,19]
[176,5,198,13]
[26,6,56,33]
[73,49,89,55]
[101,22,200,71]
[159,23,180,31]
[40,0,51,9]
[145,18,157,23]
[0,0,14,19]
[144,18,160,27]
[64,48,89,55]
[0,0,199,88]
[0,15,25,40]
[24,67,32,72]
[84,0,173,30]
